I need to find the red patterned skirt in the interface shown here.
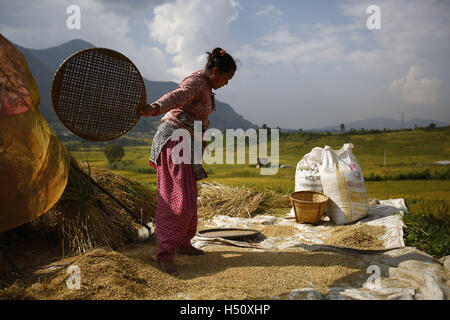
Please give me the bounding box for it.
[155,139,198,262]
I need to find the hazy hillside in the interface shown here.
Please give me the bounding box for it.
[310,117,448,132]
[12,37,258,138]
[16,39,94,72]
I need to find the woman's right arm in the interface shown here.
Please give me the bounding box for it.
[152,75,205,115]
[139,103,160,116]
[139,75,205,117]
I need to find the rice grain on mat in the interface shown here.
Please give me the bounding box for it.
[324,224,386,250]
[1,244,367,300]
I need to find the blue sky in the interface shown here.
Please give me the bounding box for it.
[1,0,449,129]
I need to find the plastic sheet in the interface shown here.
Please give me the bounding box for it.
[192,199,449,300]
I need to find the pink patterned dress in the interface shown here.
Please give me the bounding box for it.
[149,70,215,262]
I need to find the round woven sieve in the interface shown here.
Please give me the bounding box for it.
[51,48,146,141]
[198,228,261,241]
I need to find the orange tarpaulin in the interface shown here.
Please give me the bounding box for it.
[0,34,69,232]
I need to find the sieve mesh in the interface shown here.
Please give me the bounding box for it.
[51,48,145,141]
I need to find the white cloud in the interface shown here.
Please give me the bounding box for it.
[390,65,441,106]
[0,0,134,48]
[237,24,347,66]
[0,0,170,80]
[237,0,450,73]
[340,0,450,64]
[224,0,449,129]
[93,0,165,16]
[147,0,241,81]
[116,40,168,81]
[255,5,282,24]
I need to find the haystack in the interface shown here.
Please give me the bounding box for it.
[32,158,157,254]
[197,182,291,219]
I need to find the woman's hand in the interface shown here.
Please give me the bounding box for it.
[138,103,159,116]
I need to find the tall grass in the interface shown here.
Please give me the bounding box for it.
[400,199,449,258]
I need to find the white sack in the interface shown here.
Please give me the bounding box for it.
[294,147,324,192]
[290,147,324,216]
[319,143,369,225]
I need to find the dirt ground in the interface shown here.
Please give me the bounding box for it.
[0,222,380,300]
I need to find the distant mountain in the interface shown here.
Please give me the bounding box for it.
[10,36,446,137]
[12,37,257,139]
[16,39,94,72]
[308,117,448,132]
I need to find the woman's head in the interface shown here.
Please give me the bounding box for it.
[205,47,236,90]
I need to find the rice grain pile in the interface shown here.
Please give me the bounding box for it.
[254,224,299,238]
[0,243,366,300]
[0,247,184,300]
[324,224,386,250]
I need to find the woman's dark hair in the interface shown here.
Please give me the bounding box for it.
[205,47,236,73]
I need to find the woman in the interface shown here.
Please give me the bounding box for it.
[140,48,236,275]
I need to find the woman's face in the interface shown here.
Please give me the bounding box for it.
[210,67,235,90]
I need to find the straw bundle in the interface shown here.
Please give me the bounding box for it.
[197,182,291,219]
[32,159,157,254]
[84,165,157,218]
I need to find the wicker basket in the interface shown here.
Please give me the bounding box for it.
[289,191,329,225]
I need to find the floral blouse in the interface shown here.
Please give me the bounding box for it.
[154,70,215,133]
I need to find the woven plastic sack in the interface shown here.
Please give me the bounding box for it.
[319,143,369,225]
[289,147,324,216]
[0,34,70,232]
[294,147,324,192]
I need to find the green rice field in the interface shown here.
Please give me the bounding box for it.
[69,126,450,218]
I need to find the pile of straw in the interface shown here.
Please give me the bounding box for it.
[197,182,291,219]
[86,165,157,219]
[32,159,157,254]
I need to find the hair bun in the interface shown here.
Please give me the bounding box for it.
[212,47,224,57]
[205,47,236,73]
